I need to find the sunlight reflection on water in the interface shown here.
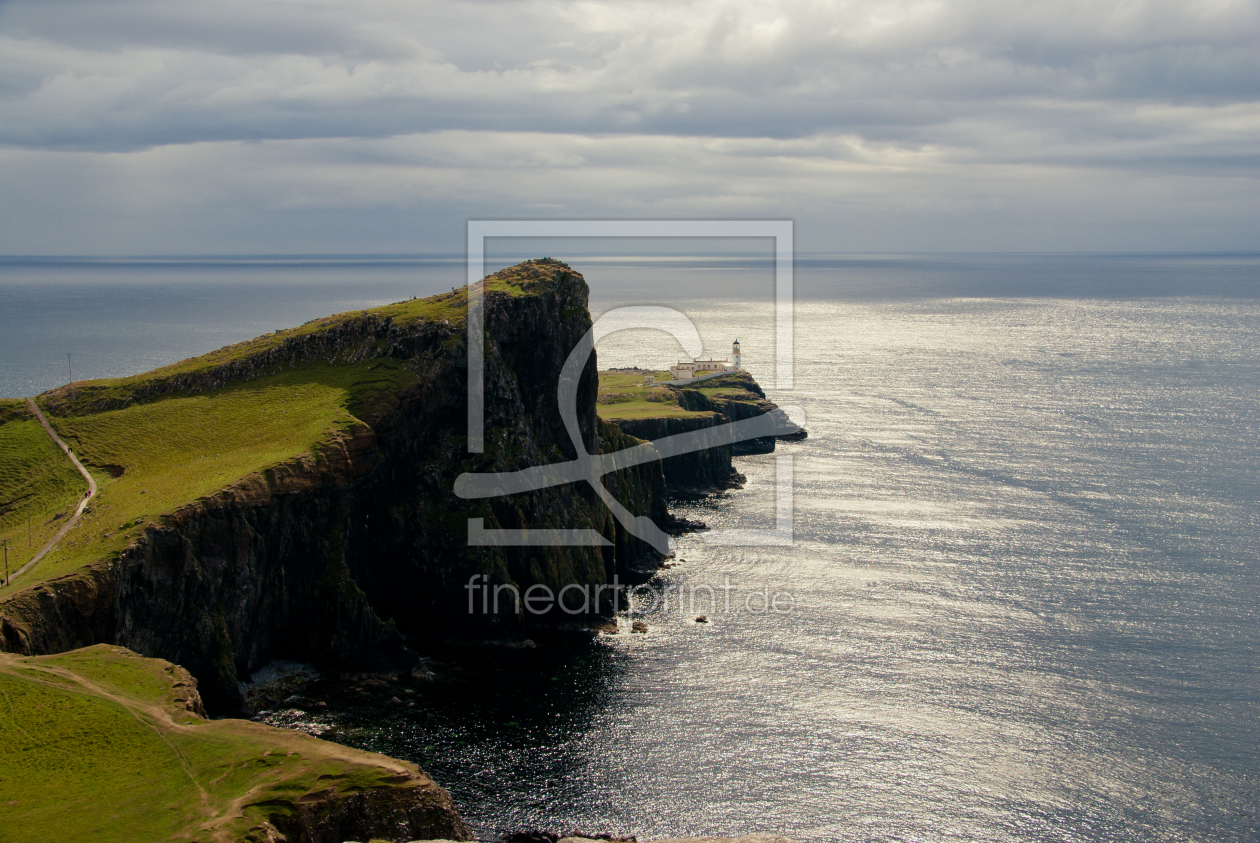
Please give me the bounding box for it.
[315,297,1259,842]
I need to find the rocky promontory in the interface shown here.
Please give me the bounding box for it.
[598,370,805,492]
[0,259,798,716]
[0,259,802,842]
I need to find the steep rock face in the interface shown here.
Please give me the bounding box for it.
[610,373,801,492]
[256,770,471,843]
[0,260,668,713]
[336,265,666,638]
[0,425,412,714]
[606,414,742,492]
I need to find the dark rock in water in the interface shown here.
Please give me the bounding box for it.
[631,621,648,633]
[501,831,635,843]
[666,516,707,534]
[502,831,560,843]
[695,615,709,623]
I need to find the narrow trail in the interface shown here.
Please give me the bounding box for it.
[6,398,97,585]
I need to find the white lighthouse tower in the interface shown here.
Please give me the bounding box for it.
[731,339,741,370]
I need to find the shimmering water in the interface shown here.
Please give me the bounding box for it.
[318,297,1259,842]
[2,257,1257,841]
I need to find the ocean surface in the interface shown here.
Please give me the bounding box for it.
[2,255,1257,841]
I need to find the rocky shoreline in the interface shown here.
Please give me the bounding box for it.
[0,260,804,843]
[356,837,795,843]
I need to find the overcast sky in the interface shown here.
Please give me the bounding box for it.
[1,0,1257,254]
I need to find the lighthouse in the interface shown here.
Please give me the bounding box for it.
[732,339,741,370]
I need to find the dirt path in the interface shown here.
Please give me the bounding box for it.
[0,650,426,841]
[7,398,97,584]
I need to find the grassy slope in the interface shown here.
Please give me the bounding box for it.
[0,400,91,578]
[595,371,765,422]
[0,644,439,842]
[0,263,552,595]
[595,371,713,420]
[690,375,768,405]
[39,269,530,413]
[7,362,418,590]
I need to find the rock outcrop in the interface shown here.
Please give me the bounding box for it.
[0,260,800,718]
[609,372,803,492]
[0,260,666,714]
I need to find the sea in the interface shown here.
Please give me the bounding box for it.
[2,253,1257,842]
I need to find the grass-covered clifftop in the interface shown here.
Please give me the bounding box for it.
[596,369,771,422]
[0,644,469,842]
[2,363,415,592]
[598,369,798,491]
[0,260,561,597]
[0,399,92,580]
[0,258,668,715]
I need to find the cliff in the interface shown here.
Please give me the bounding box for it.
[0,260,665,715]
[599,371,804,492]
[0,259,801,723]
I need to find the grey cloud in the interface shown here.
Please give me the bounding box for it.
[0,0,1256,253]
[1,0,1256,155]
[2,129,1255,253]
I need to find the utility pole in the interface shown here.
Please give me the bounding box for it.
[3,539,8,587]
[68,353,73,385]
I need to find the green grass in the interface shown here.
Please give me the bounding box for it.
[595,371,712,420]
[596,370,768,421]
[0,403,91,579]
[0,644,442,843]
[0,258,574,593]
[2,360,416,593]
[691,380,765,403]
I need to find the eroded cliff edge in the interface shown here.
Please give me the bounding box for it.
[0,259,802,724]
[0,260,672,715]
[600,370,805,493]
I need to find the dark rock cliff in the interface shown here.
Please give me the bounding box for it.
[0,260,668,717]
[610,372,803,492]
[605,414,743,492]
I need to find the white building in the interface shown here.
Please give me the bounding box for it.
[669,340,742,381]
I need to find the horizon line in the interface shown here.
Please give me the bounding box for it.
[3,250,1260,263]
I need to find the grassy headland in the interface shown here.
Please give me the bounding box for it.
[0,261,552,596]
[0,644,460,842]
[595,370,706,420]
[595,370,766,421]
[6,362,416,590]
